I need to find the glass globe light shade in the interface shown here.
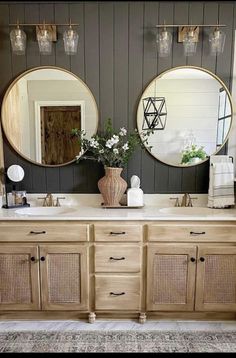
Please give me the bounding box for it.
[183,27,197,56]
[156,28,172,57]
[37,28,52,55]
[63,26,79,55]
[10,26,26,55]
[209,28,226,55]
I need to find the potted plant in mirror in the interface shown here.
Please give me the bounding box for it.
[72,119,151,207]
[181,144,207,165]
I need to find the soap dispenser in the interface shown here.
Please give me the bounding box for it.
[127,175,144,207]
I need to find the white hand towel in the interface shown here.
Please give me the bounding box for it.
[208,161,235,208]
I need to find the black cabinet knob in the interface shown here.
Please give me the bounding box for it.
[190,257,196,262]
[40,256,46,261]
[200,257,205,262]
[30,257,35,262]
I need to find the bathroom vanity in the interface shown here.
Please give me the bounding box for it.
[0,205,235,323]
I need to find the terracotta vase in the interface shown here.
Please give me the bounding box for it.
[98,167,127,206]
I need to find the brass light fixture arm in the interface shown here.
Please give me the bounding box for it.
[155,24,226,28]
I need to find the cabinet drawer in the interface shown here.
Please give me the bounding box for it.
[0,223,88,242]
[94,224,142,242]
[148,225,236,242]
[95,275,141,310]
[95,244,141,272]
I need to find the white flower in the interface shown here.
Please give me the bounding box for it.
[106,135,119,148]
[119,127,127,136]
[105,139,113,148]
[122,143,129,151]
[99,149,104,154]
[112,135,119,143]
[90,138,99,148]
[113,148,119,154]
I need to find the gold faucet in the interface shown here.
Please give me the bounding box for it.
[38,194,66,207]
[181,193,194,207]
[45,193,54,206]
[38,193,54,206]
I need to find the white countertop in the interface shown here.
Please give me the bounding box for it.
[1,205,236,221]
[0,193,235,221]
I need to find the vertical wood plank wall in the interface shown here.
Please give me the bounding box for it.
[0,1,235,194]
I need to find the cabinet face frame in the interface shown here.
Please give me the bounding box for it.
[0,244,40,310]
[147,244,197,311]
[195,245,236,312]
[39,244,89,311]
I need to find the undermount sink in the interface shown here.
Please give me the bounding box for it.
[159,207,227,216]
[14,206,77,216]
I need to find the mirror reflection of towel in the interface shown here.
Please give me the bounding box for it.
[208,156,235,208]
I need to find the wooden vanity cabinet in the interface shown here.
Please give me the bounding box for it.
[147,244,196,311]
[0,243,89,311]
[0,222,89,312]
[147,223,236,315]
[195,245,236,312]
[0,220,236,321]
[0,245,40,310]
[39,244,88,310]
[94,224,142,313]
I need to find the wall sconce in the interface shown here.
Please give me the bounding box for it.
[155,23,226,57]
[9,20,79,56]
[179,26,199,56]
[63,21,79,55]
[142,97,167,130]
[10,21,26,55]
[156,26,172,57]
[209,26,226,55]
[36,22,53,55]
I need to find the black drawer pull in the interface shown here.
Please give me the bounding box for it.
[190,257,196,262]
[40,256,46,261]
[200,257,205,262]
[190,231,205,235]
[110,231,126,235]
[30,231,46,235]
[110,292,125,296]
[110,256,125,261]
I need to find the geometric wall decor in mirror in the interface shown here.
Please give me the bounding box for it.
[1,66,98,167]
[137,66,233,167]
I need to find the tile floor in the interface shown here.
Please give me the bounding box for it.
[0,320,235,332]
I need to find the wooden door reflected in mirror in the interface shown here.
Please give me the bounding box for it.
[40,106,81,165]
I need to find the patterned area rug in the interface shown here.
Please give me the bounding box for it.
[0,330,236,352]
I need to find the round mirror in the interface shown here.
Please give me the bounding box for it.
[1,67,98,167]
[7,165,24,182]
[137,66,233,167]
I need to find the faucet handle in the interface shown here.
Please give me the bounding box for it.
[37,197,47,207]
[55,197,66,207]
[170,197,180,207]
[188,196,197,207]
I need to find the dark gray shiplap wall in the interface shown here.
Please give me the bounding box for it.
[0,1,235,193]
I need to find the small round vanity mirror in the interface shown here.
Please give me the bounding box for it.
[7,165,25,182]
[1,66,98,167]
[137,66,233,167]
